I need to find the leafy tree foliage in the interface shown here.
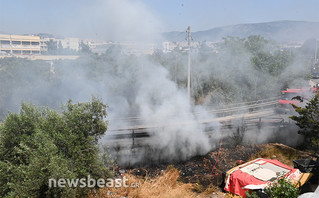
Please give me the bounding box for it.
[0,57,52,119]
[265,177,300,198]
[150,49,187,85]
[79,41,92,54]
[189,35,293,104]
[0,97,111,197]
[291,94,319,153]
[44,39,78,55]
[45,39,58,55]
[245,35,270,53]
[252,51,292,76]
[222,36,247,55]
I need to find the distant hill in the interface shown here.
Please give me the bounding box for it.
[162,21,319,42]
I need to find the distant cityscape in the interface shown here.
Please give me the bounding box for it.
[0,32,304,60]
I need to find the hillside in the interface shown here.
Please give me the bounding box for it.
[162,20,319,42]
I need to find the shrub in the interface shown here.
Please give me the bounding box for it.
[265,177,300,198]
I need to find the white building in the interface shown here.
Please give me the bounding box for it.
[0,34,41,55]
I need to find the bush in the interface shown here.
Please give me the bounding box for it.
[0,97,112,197]
[246,190,259,198]
[265,177,300,198]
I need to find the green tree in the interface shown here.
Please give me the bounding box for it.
[79,41,91,54]
[222,36,247,55]
[0,97,111,197]
[251,51,292,76]
[58,40,64,54]
[0,57,52,119]
[46,39,58,55]
[244,35,275,54]
[291,94,319,153]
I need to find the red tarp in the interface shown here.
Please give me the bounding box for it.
[224,158,300,197]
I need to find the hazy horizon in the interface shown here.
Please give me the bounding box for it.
[1,0,319,41]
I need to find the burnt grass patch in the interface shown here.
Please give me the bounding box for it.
[120,144,263,189]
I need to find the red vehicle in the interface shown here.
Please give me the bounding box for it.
[276,87,318,114]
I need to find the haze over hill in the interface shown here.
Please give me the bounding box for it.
[2,20,319,44]
[162,20,319,42]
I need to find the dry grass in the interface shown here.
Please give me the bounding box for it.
[250,143,310,167]
[89,166,198,198]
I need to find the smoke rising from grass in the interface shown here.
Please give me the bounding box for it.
[99,55,221,166]
[0,0,316,166]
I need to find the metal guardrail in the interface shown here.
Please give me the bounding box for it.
[104,97,285,151]
[104,117,285,148]
[204,96,280,110]
[108,97,280,129]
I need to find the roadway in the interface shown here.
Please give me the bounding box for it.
[103,97,282,146]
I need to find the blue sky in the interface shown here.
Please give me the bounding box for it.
[146,0,319,30]
[1,0,319,40]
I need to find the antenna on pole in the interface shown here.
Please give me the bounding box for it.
[187,25,191,102]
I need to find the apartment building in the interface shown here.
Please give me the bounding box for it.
[0,34,41,55]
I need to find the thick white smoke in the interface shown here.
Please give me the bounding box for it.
[100,56,221,165]
[71,0,221,165]
[1,0,313,167]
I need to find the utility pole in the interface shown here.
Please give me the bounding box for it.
[315,39,318,62]
[187,26,191,102]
